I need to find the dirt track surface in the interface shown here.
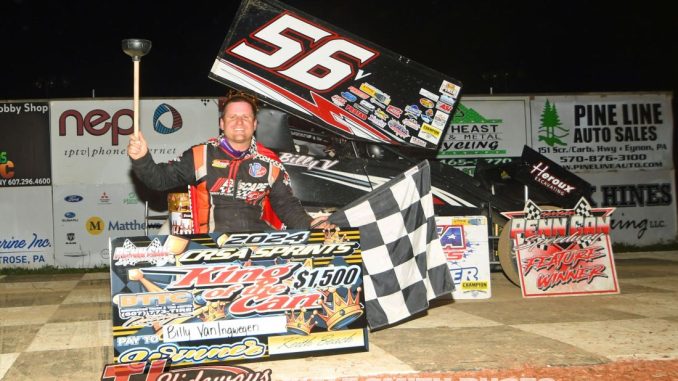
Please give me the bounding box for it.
[370,359,678,380]
[1,251,677,380]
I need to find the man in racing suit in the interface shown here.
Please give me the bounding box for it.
[127,92,329,233]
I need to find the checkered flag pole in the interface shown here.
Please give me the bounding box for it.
[329,160,454,330]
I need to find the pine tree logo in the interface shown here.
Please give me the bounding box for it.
[538,99,568,147]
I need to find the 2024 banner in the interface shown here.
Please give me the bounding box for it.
[109,229,367,367]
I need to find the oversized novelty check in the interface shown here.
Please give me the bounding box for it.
[109,229,367,366]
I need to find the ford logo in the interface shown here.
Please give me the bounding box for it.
[64,212,76,218]
[64,195,83,202]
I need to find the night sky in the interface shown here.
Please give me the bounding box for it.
[1,0,676,100]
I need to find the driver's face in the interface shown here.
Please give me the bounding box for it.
[220,101,257,151]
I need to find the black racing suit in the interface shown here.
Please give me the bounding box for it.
[131,136,312,233]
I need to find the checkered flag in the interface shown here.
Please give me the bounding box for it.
[574,198,593,217]
[122,239,136,251]
[329,161,454,329]
[524,200,542,220]
[573,198,597,248]
[148,238,163,251]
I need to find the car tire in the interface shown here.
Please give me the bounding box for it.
[497,205,558,287]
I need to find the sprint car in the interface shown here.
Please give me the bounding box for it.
[255,108,594,285]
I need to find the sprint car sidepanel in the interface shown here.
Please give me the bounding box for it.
[280,149,512,217]
[280,118,517,217]
[361,158,487,216]
[281,154,372,210]
[426,160,520,214]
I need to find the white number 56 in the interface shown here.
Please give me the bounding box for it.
[228,13,378,91]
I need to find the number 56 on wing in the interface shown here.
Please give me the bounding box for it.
[209,0,463,151]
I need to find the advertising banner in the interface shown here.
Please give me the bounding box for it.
[582,169,677,246]
[436,216,491,299]
[110,230,367,366]
[50,99,215,268]
[0,186,54,268]
[502,199,620,298]
[513,146,593,207]
[437,96,529,159]
[209,0,462,150]
[52,183,164,268]
[0,101,51,187]
[50,99,218,185]
[530,93,674,172]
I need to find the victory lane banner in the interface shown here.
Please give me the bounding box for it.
[502,198,620,298]
[209,0,462,150]
[109,229,367,366]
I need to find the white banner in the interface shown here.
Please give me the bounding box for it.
[530,93,673,172]
[581,169,677,246]
[52,184,164,268]
[437,96,529,159]
[49,99,216,267]
[502,199,620,298]
[0,186,54,268]
[50,99,218,185]
[436,216,491,299]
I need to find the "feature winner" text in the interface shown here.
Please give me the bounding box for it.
[178,243,358,263]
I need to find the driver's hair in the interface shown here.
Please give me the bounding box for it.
[218,90,259,117]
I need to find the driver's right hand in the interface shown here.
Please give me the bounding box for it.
[127,131,149,160]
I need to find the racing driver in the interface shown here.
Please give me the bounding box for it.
[127,91,330,233]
